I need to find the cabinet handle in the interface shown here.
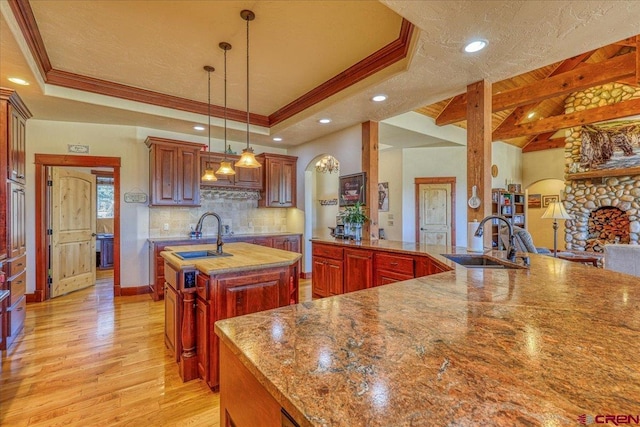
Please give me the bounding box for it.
[390,262,398,266]
[17,306,23,311]
[16,188,25,193]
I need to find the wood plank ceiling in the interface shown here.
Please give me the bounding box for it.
[415,36,640,153]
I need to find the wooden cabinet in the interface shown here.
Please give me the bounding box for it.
[195,273,209,383]
[145,137,204,207]
[344,249,373,293]
[257,153,297,208]
[272,235,300,253]
[164,280,180,362]
[491,189,526,249]
[374,252,414,287]
[1,88,30,352]
[312,241,452,298]
[200,152,262,189]
[97,236,114,269]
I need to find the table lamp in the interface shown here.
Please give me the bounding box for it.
[541,201,572,257]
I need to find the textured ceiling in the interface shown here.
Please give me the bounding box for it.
[1,0,640,149]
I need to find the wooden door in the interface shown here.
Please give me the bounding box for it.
[9,108,26,184]
[177,147,200,205]
[7,182,26,258]
[50,168,96,298]
[152,145,178,205]
[417,182,453,246]
[280,159,296,207]
[344,249,373,293]
[266,159,282,206]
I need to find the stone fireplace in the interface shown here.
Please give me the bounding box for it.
[563,82,640,251]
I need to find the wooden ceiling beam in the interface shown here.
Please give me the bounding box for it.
[521,131,559,152]
[522,138,566,153]
[436,53,636,126]
[493,98,640,140]
[493,51,596,135]
[614,36,638,47]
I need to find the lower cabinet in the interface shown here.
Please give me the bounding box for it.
[312,242,452,298]
[195,273,210,383]
[344,249,373,293]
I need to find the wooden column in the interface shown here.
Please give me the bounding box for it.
[179,290,198,381]
[466,80,492,246]
[362,121,379,241]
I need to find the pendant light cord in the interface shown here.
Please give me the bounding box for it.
[207,69,212,152]
[223,47,228,160]
[245,12,250,151]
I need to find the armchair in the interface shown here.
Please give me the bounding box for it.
[603,244,640,277]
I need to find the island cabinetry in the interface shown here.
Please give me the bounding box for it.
[257,153,297,208]
[312,244,344,298]
[374,252,415,287]
[415,256,449,276]
[145,137,204,207]
[195,273,209,383]
[344,248,373,293]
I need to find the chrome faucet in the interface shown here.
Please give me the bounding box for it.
[195,212,224,254]
[474,215,517,263]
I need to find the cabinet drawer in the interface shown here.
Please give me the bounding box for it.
[6,254,26,278]
[375,253,414,275]
[164,262,178,290]
[8,270,26,305]
[8,295,26,340]
[312,244,343,260]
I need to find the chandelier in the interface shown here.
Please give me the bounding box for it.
[315,155,340,174]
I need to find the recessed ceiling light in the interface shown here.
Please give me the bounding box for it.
[8,77,29,85]
[318,118,332,124]
[193,125,205,131]
[464,39,488,53]
[371,94,387,102]
[273,137,283,142]
[527,112,535,119]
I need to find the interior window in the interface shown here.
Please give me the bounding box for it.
[97,176,114,219]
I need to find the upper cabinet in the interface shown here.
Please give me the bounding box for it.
[1,88,31,186]
[145,137,204,207]
[199,152,262,190]
[257,153,297,208]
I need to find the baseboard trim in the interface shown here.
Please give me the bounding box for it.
[300,272,312,279]
[26,292,42,303]
[120,285,151,296]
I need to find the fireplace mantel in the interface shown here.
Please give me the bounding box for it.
[567,166,640,180]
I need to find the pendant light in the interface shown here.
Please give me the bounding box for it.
[215,42,236,176]
[235,9,262,169]
[201,65,217,181]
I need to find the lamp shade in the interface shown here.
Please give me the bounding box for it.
[541,201,571,220]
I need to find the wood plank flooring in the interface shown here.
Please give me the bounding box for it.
[1,277,313,426]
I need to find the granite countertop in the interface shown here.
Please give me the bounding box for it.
[160,242,301,275]
[148,232,301,243]
[215,247,640,426]
[0,290,9,304]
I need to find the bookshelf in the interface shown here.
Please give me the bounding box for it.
[491,189,526,249]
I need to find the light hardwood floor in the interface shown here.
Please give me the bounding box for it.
[1,276,313,426]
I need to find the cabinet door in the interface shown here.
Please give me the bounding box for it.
[8,108,26,184]
[344,249,373,293]
[177,147,200,206]
[265,160,283,207]
[375,269,414,287]
[312,257,328,298]
[326,258,344,296]
[7,182,26,258]
[272,236,300,253]
[196,293,209,384]
[218,271,284,319]
[151,145,178,205]
[164,283,180,362]
[251,237,273,247]
[279,159,296,207]
[234,165,262,189]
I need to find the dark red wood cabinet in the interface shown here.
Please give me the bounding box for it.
[257,153,297,208]
[344,249,373,293]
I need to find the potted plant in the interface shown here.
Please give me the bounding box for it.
[344,201,369,241]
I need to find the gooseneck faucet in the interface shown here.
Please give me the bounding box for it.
[195,212,224,254]
[474,215,517,263]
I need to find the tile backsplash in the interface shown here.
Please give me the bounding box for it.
[149,193,288,238]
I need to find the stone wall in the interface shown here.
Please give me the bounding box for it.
[563,83,640,249]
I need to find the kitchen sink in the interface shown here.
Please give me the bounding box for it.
[440,254,525,269]
[173,250,233,260]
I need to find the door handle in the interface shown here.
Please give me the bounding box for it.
[91,233,97,237]
[420,227,426,231]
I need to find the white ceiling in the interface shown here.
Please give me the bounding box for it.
[1,1,639,150]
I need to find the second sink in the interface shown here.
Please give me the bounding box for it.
[174,250,233,260]
[441,254,525,269]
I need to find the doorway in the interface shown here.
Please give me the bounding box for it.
[34,154,121,302]
[414,177,456,246]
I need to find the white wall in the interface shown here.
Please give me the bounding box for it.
[492,141,523,189]
[401,146,468,244]
[288,124,363,272]
[26,120,148,291]
[378,149,403,241]
[522,148,565,188]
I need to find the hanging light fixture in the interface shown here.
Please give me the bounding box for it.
[201,65,217,181]
[235,9,262,169]
[315,155,340,174]
[215,42,236,176]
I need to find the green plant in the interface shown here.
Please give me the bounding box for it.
[344,201,369,225]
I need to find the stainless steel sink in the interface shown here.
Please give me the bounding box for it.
[173,250,233,260]
[441,254,524,269]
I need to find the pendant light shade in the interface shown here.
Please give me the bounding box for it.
[215,42,236,176]
[201,65,217,181]
[235,9,262,169]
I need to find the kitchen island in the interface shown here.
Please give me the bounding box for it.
[160,242,301,389]
[215,247,640,426]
